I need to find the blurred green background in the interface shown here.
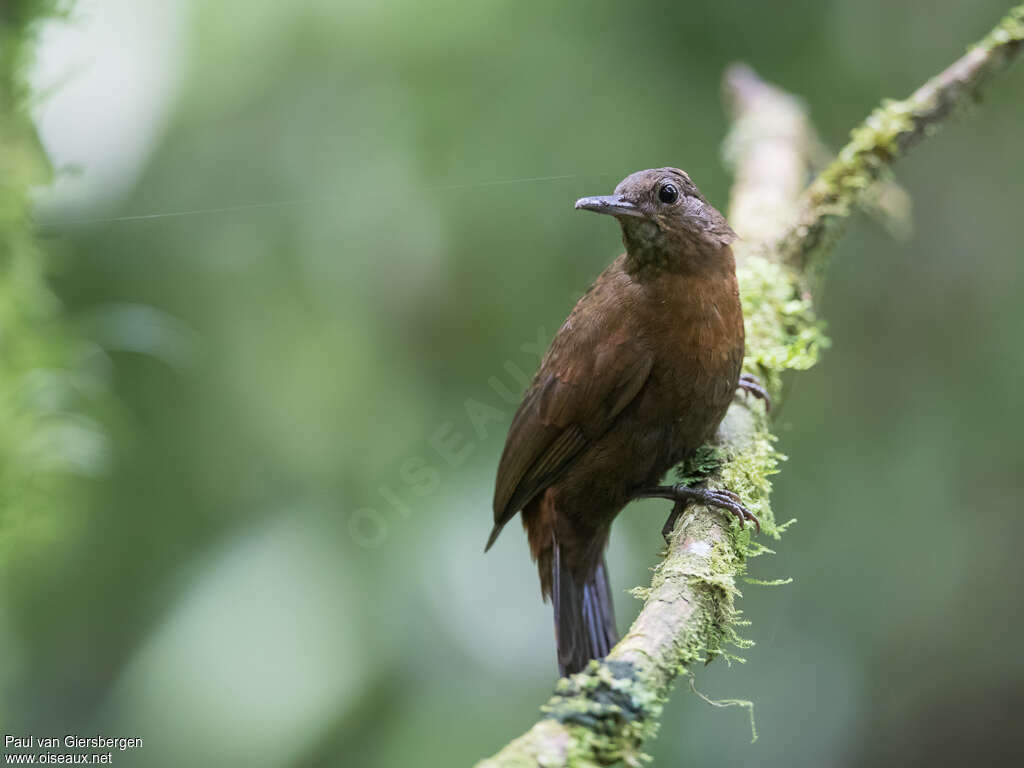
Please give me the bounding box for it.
[3,0,1023,765]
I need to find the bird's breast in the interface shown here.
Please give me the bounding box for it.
[637,273,745,453]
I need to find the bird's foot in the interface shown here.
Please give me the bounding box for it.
[738,373,771,412]
[635,483,760,539]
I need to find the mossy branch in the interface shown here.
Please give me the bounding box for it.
[476,6,1023,766]
[779,3,1024,273]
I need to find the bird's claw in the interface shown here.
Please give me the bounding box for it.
[738,373,771,412]
[673,483,761,533]
[635,483,761,538]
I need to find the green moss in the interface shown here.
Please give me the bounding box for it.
[628,585,651,602]
[743,576,793,587]
[737,255,829,398]
[675,443,725,486]
[786,95,919,273]
[542,660,661,766]
[695,540,748,659]
[724,433,782,532]
[974,4,1024,51]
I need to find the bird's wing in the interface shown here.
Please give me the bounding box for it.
[490,295,653,537]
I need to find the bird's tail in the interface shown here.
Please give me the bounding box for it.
[552,544,618,677]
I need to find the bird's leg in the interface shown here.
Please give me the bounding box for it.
[661,500,687,541]
[737,372,771,412]
[634,483,760,537]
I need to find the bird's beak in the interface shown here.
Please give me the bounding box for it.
[574,194,644,218]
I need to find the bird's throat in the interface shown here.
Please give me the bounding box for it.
[621,219,724,281]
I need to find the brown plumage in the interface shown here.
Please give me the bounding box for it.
[486,168,758,676]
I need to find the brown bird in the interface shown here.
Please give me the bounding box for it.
[485,168,768,676]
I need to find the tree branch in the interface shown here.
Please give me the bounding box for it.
[476,6,1023,766]
[779,4,1024,272]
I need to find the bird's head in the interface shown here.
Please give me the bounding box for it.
[575,168,735,275]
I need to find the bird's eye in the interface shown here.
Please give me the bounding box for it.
[658,183,679,204]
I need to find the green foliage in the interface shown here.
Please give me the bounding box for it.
[0,1,100,556]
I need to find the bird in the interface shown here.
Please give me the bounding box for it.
[485,168,769,677]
